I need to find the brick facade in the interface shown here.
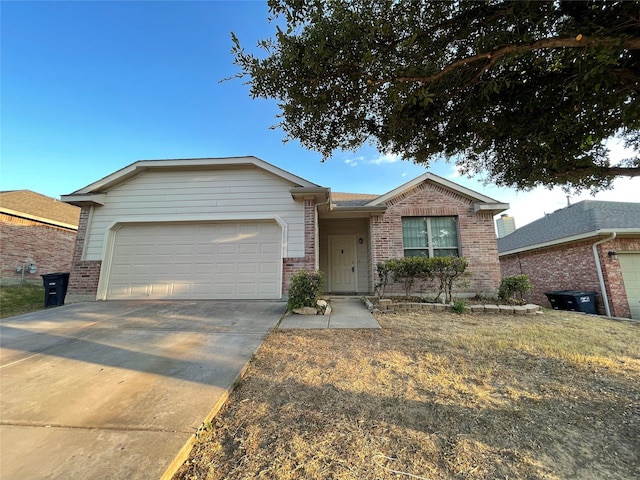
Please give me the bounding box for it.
[67,206,102,297]
[282,199,317,295]
[370,182,502,296]
[500,236,639,318]
[0,213,77,285]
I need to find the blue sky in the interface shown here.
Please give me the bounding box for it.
[2,0,637,228]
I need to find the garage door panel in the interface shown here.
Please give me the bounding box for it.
[106,222,282,300]
[237,263,257,274]
[619,253,640,319]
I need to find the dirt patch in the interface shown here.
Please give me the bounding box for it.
[174,310,640,480]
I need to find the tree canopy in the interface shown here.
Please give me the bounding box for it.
[232,0,640,192]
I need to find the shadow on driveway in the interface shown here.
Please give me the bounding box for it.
[0,300,286,480]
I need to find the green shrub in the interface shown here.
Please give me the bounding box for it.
[375,255,469,301]
[430,256,469,303]
[392,256,431,297]
[451,298,467,314]
[498,274,533,303]
[375,259,397,298]
[287,270,324,311]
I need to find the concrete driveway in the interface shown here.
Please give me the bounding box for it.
[0,300,286,480]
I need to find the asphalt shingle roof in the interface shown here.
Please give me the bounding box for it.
[331,192,380,207]
[0,190,80,227]
[497,200,640,253]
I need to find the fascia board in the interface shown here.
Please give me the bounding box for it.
[70,156,320,194]
[289,187,331,202]
[60,194,107,206]
[474,203,510,213]
[366,172,502,206]
[498,228,640,256]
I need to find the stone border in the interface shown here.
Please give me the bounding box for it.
[363,297,541,315]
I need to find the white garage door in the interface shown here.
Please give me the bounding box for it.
[619,253,640,320]
[106,222,282,300]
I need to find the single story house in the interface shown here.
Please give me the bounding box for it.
[60,157,508,302]
[498,200,640,319]
[0,190,80,285]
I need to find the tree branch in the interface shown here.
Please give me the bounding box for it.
[374,36,640,86]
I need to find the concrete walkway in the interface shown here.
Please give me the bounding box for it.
[279,297,380,329]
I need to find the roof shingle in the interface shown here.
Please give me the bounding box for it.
[497,200,640,253]
[0,190,80,227]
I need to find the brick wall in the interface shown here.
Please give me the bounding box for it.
[282,199,317,295]
[0,213,77,285]
[67,206,102,297]
[370,182,502,297]
[499,236,639,318]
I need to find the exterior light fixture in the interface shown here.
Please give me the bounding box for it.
[608,251,618,261]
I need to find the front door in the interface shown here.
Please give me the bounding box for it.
[329,235,356,292]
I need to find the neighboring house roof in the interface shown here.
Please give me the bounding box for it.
[0,190,80,230]
[498,200,640,255]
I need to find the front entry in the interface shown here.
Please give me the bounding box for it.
[329,235,357,292]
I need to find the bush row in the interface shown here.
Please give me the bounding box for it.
[375,256,469,303]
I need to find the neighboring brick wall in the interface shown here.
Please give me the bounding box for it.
[0,213,77,285]
[370,182,502,296]
[67,206,102,297]
[499,236,639,318]
[282,199,317,295]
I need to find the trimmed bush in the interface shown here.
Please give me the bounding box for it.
[375,259,397,298]
[287,270,324,311]
[375,255,469,301]
[498,274,533,303]
[430,256,469,303]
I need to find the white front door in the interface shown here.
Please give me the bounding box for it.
[329,235,356,292]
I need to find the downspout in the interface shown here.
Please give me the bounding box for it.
[592,231,616,317]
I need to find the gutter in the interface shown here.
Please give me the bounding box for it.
[592,232,616,317]
[499,227,640,257]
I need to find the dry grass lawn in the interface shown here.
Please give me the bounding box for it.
[174,310,640,480]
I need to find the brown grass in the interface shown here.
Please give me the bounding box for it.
[174,310,640,480]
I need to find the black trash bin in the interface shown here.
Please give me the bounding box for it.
[561,291,598,314]
[544,291,568,310]
[41,272,70,308]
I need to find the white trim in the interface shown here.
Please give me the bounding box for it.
[69,157,320,195]
[96,214,288,301]
[366,172,503,206]
[499,228,640,256]
[60,194,106,206]
[592,233,616,317]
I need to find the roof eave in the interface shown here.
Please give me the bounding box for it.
[474,203,510,214]
[320,205,388,219]
[60,194,107,206]
[70,156,321,194]
[366,172,503,206]
[499,228,640,256]
[290,187,330,203]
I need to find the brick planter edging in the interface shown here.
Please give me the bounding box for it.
[363,297,541,315]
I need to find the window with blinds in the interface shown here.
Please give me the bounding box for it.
[402,217,459,257]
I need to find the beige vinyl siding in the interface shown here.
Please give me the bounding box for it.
[83,167,305,260]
